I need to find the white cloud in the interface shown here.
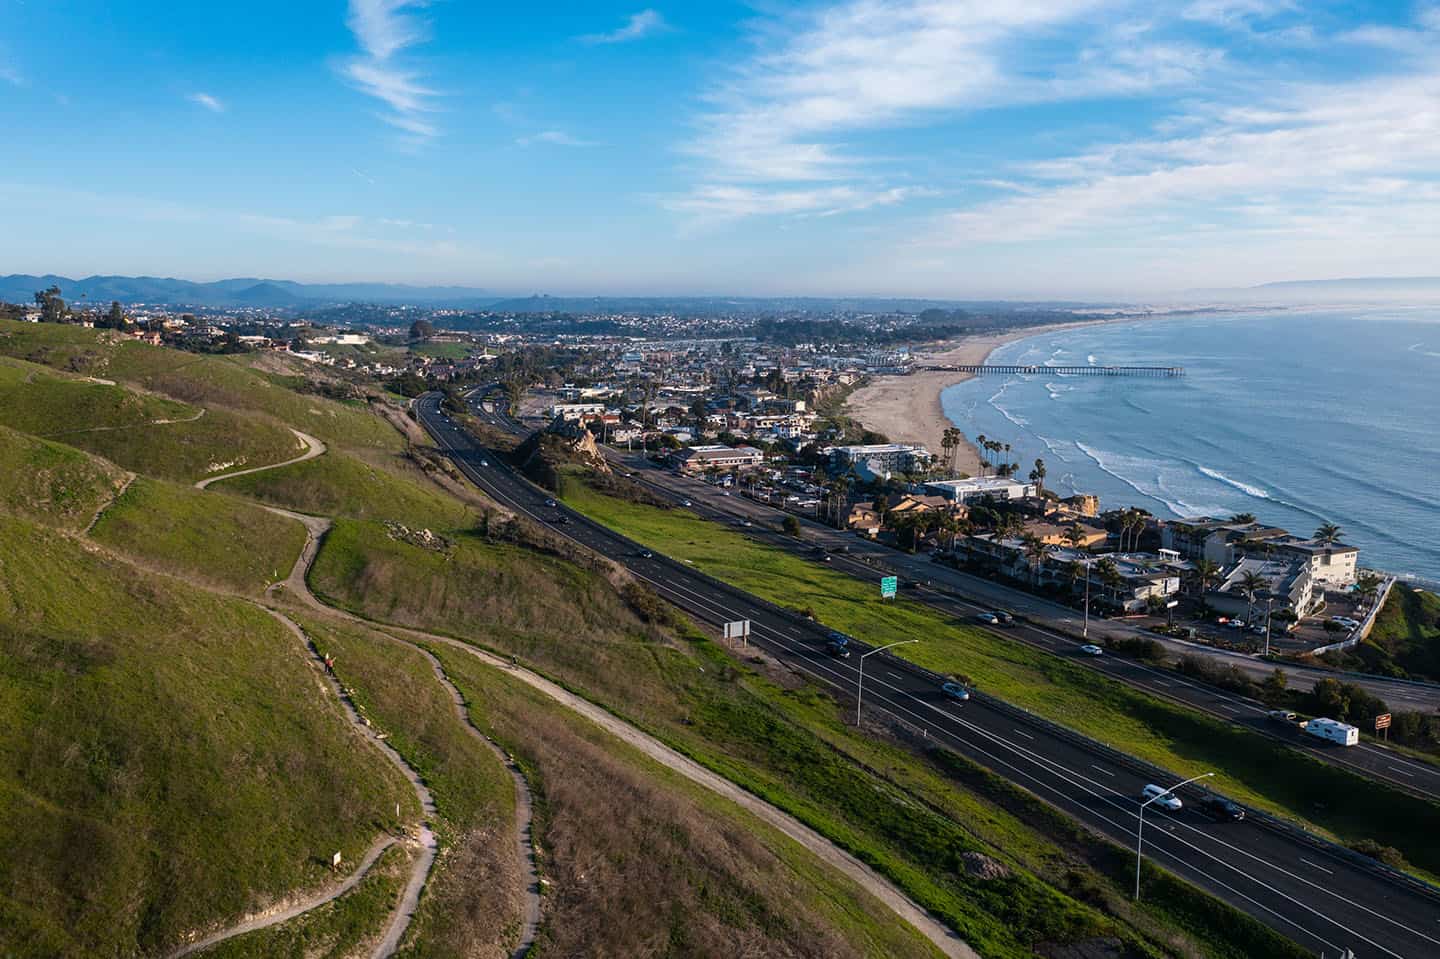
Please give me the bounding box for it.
[1181,0,1294,27]
[581,9,668,45]
[672,0,1233,221]
[664,184,922,220]
[517,130,596,147]
[925,67,1440,251]
[0,63,22,87]
[187,92,225,113]
[341,0,439,142]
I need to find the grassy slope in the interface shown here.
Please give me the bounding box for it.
[0,516,417,958]
[309,500,1298,957]
[437,647,947,959]
[1331,585,1440,681]
[215,448,475,528]
[0,319,400,451]
[294,614,522,958]
[561,480,1440,877]
[192,845,411,959]
[91,477,308,595]
[0,354,303,482]
[0,423,127,530]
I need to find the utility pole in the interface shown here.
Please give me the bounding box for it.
[1083,556,1093,640]
[1135,772,1213,901]
[857,640,919,725]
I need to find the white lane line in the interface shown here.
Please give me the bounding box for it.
[1387,765,1416,778]
[1011,728,1035,740]
[1300,858,1335,876]
[1090,764,1115,777]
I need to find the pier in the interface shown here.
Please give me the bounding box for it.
[924,364,1184,377]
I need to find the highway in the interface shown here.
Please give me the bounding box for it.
[418,390,1440,959]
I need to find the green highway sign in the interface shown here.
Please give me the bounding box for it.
[880,576,898,599]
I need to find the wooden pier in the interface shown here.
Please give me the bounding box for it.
[924,364,1184,377]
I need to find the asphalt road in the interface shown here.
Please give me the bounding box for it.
[593,452,1440,804]
[420,391,1440,959]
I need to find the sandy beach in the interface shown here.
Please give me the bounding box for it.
[844,319,1128,475]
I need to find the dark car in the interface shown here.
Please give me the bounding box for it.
[1196,794,1245,822]
[826,639,851,658]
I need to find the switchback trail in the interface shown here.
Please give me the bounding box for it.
[194,427,325,489]
[270,509,975,959]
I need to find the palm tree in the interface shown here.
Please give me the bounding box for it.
[975,434,988,477]
[1064,522,1086,551]
[1021,533,1049,587]
[1238,569,1267,624]
[1191,558,1220,615]
[1314,522,1342,545]
[1354,572,1382,608]
[1229,513,1257,524]
[1065,559,1086,596]
[1095,557,1123,607]
[1029,457,1047,494]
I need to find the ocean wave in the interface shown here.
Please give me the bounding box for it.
[1197,466,1271,500]
[1407,342,1440,358]
[1122,395,1151,415]
[1076,441,1188,516]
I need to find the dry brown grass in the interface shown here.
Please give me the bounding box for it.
[438,650,942,959]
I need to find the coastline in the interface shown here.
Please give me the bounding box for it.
[844,318,1129,475]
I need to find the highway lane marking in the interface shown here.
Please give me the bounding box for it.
[1299,858,1334,875]
[1011,728,1035,740]
[423,409,1437,956]
[1387,765,1416,777]
[1090,765,1115,777]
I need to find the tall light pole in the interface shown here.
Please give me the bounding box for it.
[857,640,919,725]
[1262,592,1276,658]
[1135,771,1214,901]
[1082,556,1094,639]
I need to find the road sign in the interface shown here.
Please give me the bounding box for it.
[723,620,751,645]
[880,576,898,599]
[1375,713,1392,730]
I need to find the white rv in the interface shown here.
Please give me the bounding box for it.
[1302,717,1359,747]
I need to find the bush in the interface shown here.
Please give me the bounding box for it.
[1348,839,1410,870]
[1105,636,1166,661]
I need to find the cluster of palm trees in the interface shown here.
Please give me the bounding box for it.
[886,508,971,553]
[972,434,1018,478]
[938,427,966,478]
[1114,508,1149,553]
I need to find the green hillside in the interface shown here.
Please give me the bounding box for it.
[90,478,308,594]
[0,516,416,958]
[0,423,127,530]
[1332,585,1440,681]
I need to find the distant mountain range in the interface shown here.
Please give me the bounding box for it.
[0,275,496,310]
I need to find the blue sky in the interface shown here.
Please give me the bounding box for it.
[2,0,1438,298]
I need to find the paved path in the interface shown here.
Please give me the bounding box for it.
[194,428,325,490]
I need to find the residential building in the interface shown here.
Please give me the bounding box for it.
[1208,557,1316,618]
[826,443,934,477]
[672,444,765,474]
[923,476,1035,504]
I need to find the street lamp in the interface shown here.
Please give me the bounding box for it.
[857,640,919,725]
[1261,591,1276,658]
[1135,771,1214,901]
[1082,556,1094,639]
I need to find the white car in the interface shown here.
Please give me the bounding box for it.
[1140,784,1183,811]
[1079,644,1104,656]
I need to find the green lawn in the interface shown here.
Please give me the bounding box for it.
[562,480,1440,879]
[0,515,416,959]
[0,423,127,530]
[91,477,308,594]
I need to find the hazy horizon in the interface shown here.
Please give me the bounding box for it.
[5,1,1439,297]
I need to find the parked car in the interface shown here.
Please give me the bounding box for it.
[1140,784,1183,811]
[941,681,972,702]
[1196,794,1245,822]
[1079,644,1104,656]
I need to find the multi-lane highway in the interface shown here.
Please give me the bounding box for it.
[418,390,1440,959]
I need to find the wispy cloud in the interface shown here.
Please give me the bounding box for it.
[0,63,23,87]
[664,184,923,220]
[187,92,225,113]
[517,130,596,147]
[341,0,439,143]
[671,0,1230,219]
[581,9,668,45]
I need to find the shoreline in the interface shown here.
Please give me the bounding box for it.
[844,318,1133,475]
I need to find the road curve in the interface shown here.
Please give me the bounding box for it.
[194,428,325,490]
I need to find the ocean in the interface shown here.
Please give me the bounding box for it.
[939,308,1440,585]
